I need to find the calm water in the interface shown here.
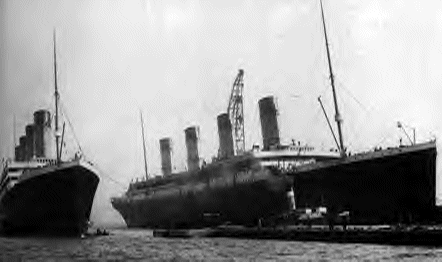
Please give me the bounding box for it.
[1,228,442,261]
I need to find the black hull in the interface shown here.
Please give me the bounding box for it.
[291,142,438,225]
[112,142,437,229]
[0,162,99,236]
[112,170,293,229]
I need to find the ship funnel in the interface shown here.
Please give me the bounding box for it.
[18,136,27,161]
[15,137,25,162]
[184,126,200,172]
[33,110,53,158]
[258,96,280,150]
[14,146,21,161]
[25,124,35,160]
[159,138,172,176]
[217,113,234,159]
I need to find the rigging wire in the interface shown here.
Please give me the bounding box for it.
[59,99,83,155]
[374,133,394,149]
[57,100,127,188]
[333,78,403,151]
[340,94,362,148]
[334,80,366,151]
[310,84,333,139]
[335,79,370,113]
[93,163,127,189]
[312,0,403,151]
[317,76,359,151]
[311,94,340,149]
[42,85,127,189]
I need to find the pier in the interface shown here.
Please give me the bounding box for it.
[153,224,442,246]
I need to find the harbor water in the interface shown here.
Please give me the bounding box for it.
[1,228,442,261]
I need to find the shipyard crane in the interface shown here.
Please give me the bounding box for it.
[227,69,245,155]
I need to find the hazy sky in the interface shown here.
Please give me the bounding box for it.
[1,0,441,225]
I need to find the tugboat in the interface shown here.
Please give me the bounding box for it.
[0,31,100,236]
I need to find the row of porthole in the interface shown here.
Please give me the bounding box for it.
[35,158,56,164]
[132,177,258,199]
[209,177,255,186]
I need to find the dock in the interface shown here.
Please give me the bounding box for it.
[153,225,442,246]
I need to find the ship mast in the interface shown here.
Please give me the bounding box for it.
[140,110,149,180]
[53,29,61,165]
[320,0,346,158]
[318,96,340,151]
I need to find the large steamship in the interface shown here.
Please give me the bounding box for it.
[111,96,340,229]
[0,32,100,236]
[111,0,438,229]
[284,0,438,225]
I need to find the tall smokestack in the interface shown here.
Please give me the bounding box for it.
[217,113,234,159]
[159,138,172,176]
[14,146,21,161]
[19,136,26,161]
[33,110,52,158]
[184,126,200,172]
[258,96,280,150]
[25,124,35,160]
[15,144,25,162]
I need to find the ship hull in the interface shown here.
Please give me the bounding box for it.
[0,161,99,236]
[112,142,437,229]
[112,168,293,229]
[291,142,438,225]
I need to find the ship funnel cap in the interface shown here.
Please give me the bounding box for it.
[184,126,200,172]
[258,96,280,151]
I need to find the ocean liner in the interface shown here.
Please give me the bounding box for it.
[0,31,100,236]
[284,0,438,226]
[112,101,340,228]
[111,0,438,229]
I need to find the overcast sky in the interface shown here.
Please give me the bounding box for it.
[1,0,441,226]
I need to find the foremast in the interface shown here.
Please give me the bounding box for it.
[53,30,61,165]
[320,0,346,158]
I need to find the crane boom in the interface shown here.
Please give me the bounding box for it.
[227,69,245,155]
